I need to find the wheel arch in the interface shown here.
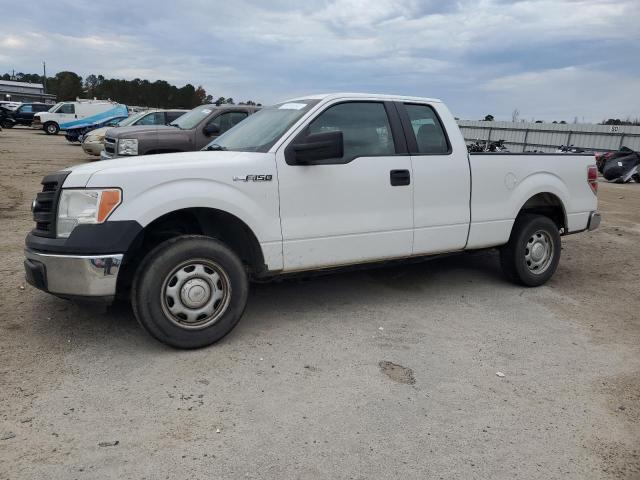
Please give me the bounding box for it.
[509,172,570,234]
[117,207,267,297]
[516,191,567,232]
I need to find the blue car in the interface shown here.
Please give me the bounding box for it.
[64,115,129,143]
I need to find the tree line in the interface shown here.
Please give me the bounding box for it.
[2,71,259,108]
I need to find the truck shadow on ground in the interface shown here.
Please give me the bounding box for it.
[33,249,506,350]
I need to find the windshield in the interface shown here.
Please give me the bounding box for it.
[170,105,215,129]
[118,111,148,127]
[204,99,320,152]
[49,102,63,113]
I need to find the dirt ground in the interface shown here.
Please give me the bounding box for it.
[0,127,638,479]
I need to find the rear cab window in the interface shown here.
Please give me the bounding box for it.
[402,103,450,155]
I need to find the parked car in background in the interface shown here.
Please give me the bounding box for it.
[82,109,187,156]
[101,105,258,160]
[0,101,22,110]
[1,102,52,128]
[65,115,129,144]
[32,99,128,135]
[24,93,599,348]
[0,105,14,129]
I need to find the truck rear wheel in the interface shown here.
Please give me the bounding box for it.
[131,235,249,349]
[44,122,59,135]
[500,214,561,287]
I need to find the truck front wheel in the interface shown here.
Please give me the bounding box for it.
[44,122,59,135]
[500,214,561,287]
[132,235,249,348]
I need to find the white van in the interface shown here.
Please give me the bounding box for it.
[33,99,128,135]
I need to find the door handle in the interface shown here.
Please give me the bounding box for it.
[390,169,410,186]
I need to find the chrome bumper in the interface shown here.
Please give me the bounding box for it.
[24,249,123,298]
[587,211,601,231]
[100,150,115,161]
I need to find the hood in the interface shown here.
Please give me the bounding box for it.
[84,126,109,139]
[106,124,177,139]
[61,151,266,188]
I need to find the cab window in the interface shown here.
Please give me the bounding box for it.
[19,105,33,113]
[404,104,449,154]
[208,111,248,134]
[307,102,395,162]
[135,112,165,126]
[58,104,75,114]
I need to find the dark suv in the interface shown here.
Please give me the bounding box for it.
[1,103,51,128]
[101,105,258,160]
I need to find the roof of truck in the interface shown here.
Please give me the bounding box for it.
[286,92,442,103]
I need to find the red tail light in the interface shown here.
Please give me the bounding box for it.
[587,165,598,195]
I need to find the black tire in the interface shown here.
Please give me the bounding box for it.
[500,214,561,287]
[1,119,13,129]
[131,235,249,349]
[44,122,59,135]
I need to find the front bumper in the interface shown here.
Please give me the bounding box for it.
[587,211,601,231]
[82,141,104,156]
[24,249,123,300]
[100,150,116,160]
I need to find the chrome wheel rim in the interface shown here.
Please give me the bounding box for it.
[524,230,554,274]
[47,124,56,134]
[160,259,231,329]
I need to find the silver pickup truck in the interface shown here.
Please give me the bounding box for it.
[101,105,259,160]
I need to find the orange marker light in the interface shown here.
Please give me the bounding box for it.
[98,189,122,222]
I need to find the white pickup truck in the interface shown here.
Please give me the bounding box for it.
[25,93,600,348]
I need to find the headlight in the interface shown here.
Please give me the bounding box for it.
[85,133,105,143]
[118,138,138,155]
[57,189,122,238]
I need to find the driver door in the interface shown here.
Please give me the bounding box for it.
[276,100,413,271]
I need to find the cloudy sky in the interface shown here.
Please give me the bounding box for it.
[2,0,639,122]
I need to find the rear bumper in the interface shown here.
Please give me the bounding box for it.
[587,211,601,231]
[24,249,123,300]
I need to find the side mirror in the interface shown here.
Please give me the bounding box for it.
[203,123,220,136]
[287,130,344,165]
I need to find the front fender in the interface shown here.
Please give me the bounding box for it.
[110,178,280,242]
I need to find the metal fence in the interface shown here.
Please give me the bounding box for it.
[457,120,640,153]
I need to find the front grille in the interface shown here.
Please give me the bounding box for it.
[31,171,70,238]
[104,137,116,154]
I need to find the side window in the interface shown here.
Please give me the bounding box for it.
[135,112,164,126]
[209,111,248,133]
[165,111,185,124]
[59,104,75,114]
[404,104,449,154]
[307,102,395,162]
[20,105,33,113]
[35,105,48,112]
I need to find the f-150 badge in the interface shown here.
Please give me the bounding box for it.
[233,175,273,182]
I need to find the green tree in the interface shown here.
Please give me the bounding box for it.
[49,71,83,101]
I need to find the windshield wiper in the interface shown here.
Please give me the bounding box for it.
[206,144,227,151]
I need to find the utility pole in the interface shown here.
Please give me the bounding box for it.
[43,61,47,93]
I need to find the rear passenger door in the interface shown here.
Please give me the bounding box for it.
[397,102,471,254]
[276,100,413,270]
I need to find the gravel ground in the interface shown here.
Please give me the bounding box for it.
[1,127,639,479]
